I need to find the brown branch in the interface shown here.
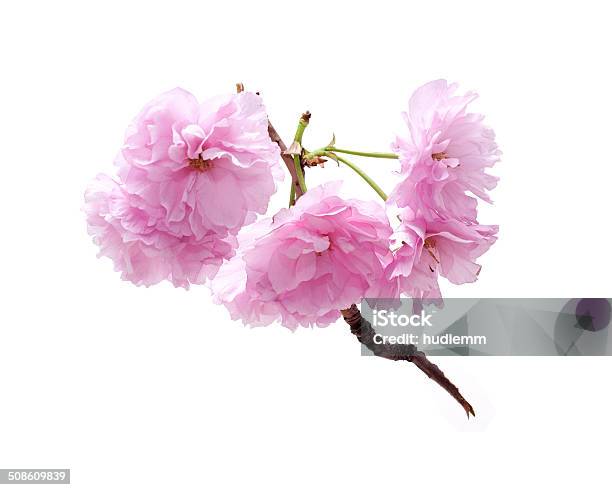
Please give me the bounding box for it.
[268,121,305,199]
[341,304,476,418]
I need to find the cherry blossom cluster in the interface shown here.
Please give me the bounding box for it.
[85,80,499,328]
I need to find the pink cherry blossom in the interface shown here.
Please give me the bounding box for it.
[211,183,394,329]
[84,88,282,287]
[84,174,236,287]
[118,88,283,236]
[384,208,498,301]
[389,79,500,222]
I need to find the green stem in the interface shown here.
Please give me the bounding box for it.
[326,147,398,159]
[293,116,309,145]
[293,155,306,194]
[327,152,388,201]
[290,113,310,201]
[289,181,296,207]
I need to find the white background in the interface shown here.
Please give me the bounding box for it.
[1,1,611,488]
